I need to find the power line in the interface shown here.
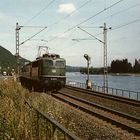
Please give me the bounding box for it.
[43,0,94,40]
[78,18,140,42]
[74,0,124,26]
[49,0,93,27]
[91,3,140,25]
[24,0,56,25]
[111,18,140,31]
[48,0,124,42]
[19,27,47,46]
[79,19,140,42]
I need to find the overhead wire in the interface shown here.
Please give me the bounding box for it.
[50,27,77,51]
[20,0,94,47]
[75,18,140,43]
[41,0,94,41]
[111,18,140,31]
[91,3,140,25]
[48,0,124,42]
[77,27,104,43]
[49,0,94,27]
[24,0,56,25]
[19,27,47,46]
[81,18,140,42]
[19,0,55,48]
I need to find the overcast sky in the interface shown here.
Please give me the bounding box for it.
[0,0,140,67]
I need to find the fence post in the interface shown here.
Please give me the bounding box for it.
[129,91,130,98]
[116,89,117,95]
[111,88,113,95]
[138,92,139,100]
[122,90,124,97]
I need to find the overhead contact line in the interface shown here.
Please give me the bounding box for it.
[91,3,140,25]
[48,0,124,42]
[24,0,56,25]
[49,0,93,27]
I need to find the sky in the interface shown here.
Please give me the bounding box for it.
[0,0,140,67]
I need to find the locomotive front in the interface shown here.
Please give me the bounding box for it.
[40,54,66,91]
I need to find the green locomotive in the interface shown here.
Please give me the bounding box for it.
[19,53,66,91]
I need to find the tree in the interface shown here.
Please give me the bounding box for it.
[110,59,132,73]
[133,59,140,73]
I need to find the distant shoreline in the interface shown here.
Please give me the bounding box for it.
[110,73,140,76]
[75,72,140,77]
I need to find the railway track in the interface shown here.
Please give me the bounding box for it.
[66,85,140,107]
[52,90,140,136]
[63,86,140,118]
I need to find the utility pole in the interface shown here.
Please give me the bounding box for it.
[103,23,108,93]
[15,22,21,77]
[15,22,47,78]
[100,23,111,93]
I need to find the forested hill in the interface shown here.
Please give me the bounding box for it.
[0,45,81,72]
[0,46,29,71]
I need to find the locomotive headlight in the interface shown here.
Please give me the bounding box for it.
[52,69,56,73]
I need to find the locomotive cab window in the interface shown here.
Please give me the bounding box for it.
[43,60,53,67]
[55,60,65,68]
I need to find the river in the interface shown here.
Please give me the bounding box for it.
[66,72,140,92]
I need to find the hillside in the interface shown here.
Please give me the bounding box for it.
[0,46,83,73]
[0,46,29,72]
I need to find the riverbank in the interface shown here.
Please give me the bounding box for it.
[110,73,140,77]
[79,72,140,77]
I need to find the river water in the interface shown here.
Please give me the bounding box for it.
[66,72,140,92]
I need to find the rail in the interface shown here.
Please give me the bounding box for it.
[53,91,140,136]
[25,99,80,140]
[66,81,140,101]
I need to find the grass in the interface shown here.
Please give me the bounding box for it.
[0,78,70,139]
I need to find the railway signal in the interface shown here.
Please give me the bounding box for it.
[84,54,92,89]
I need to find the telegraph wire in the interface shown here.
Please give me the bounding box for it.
[48,0,124,42]
[24,0,56,25]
